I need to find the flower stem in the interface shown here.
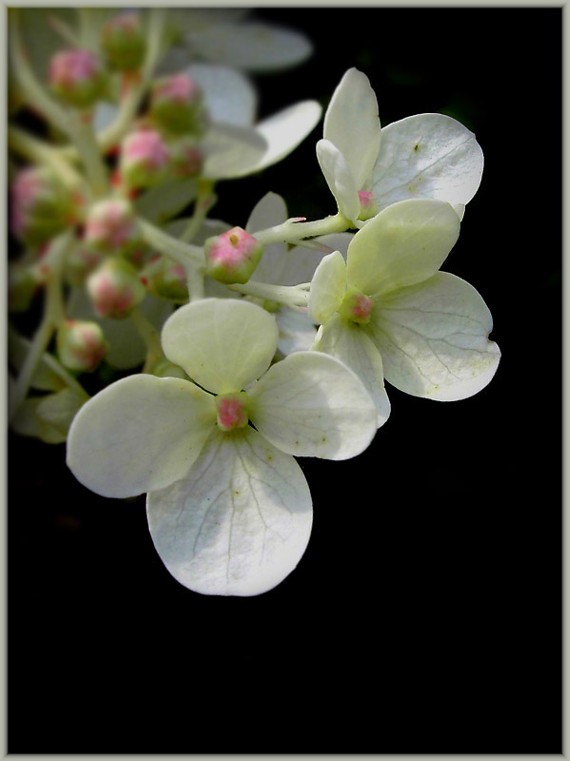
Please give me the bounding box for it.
[179,180,218,244]
[228,281,310,309]
[252,212,351,247]
[139,218,204,268]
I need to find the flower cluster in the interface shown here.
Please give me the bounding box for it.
[8,8,500,596]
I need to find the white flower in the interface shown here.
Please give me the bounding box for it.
[309,199,500,420]
[317,68,484,225]
[67,298,377,596]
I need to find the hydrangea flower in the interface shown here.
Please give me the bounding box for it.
[309,198,501,418]
[67,298,377,595]
[317,68,484,225]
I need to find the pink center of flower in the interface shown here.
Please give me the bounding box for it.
[50,49,100,85]
[340,290,375,325]
[123,130,170,169]
[358,190,375,208]
[216,394,249,432]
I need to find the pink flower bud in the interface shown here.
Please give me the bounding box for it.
[205,227,264,284]
[49,49,107,109]
[83,198,140,254]
[101,12,146,72]
[169,138,204,178]
[10,166,75,245]
[149,73,209,136]
[56,320,108,373]
[120,129,171,190]
[64,245,104,287]
[145,259,188,302]
[87,258,146,319]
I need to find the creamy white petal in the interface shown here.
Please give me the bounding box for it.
[201,123,268,180]
[346,199,461,296]
[369,272,501,400]
[308,249,346,325]
[147,427,312,596]
[187,21,313,72]
[249,351,377,460]
[323,67,381,189]
[276,308,318,355]
[187,63,257,127]
[312,314,390,428]
[161,298,279,394]
[66,375,217,498]
[246,191,289,284]
[316,139,360,221]
[253,101,323,172]
[373,113,484,209]
[135,178,198,224]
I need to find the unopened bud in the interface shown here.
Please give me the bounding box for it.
[10,166,75,245]
[8,263,41,312]
[149,73,208,136]
[119,129,170,190]
[49,48,107,110]
[56,320,108,373]
[84,198,140,255]
[205,227,263,285]
[63,245,104,286]
[87,257,146,319]
[145,259,188,302]
[169,138,204,178]
[101,12,146,72]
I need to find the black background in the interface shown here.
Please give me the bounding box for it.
[8,6,562,754]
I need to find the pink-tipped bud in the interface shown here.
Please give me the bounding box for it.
[169,138,204,178]
[10,166,75,245]
[86,258,146,319]
[145,259,188,302]
[56,320,108,373]
[83,198,140,254]
[120,129,171,190]
[205,227,264,284]
[101,12,146,72]
[63,245,104,287]
[149,73,209,136]
[49,48,107,109]
[8,263,41,312]
[215,393,249,432]
[357,190,379,221]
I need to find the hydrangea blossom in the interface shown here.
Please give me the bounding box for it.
[67,298,377,595]
[317,67,484,224]
[309,198,500,414]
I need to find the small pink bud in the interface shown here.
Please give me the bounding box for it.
[49,48,107,109]
[215,393,249,432]
[205,227,264,284]
[149,73,209,136]
[357,190,379,221]
[101,12,146,72]
[120,129,170,190]
[169,138,204,178]
[86,258,146,319]
[10,166,75,245]
[56,320,108,373]
[64,245,104,286]
[146,259,188,302]
[84,198,140,254]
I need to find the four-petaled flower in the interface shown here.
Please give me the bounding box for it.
[309,198,501,421]
[317,67,484,225]
[67,298,377,596]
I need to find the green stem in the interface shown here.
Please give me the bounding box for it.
[179,180,218,244]
[8,127,84,188]
[67,114,109,198]
[139,219,204,268]
[252,212,351,247]
[9,231,75,422]
[129,307,164,373]
[228,281,310,309]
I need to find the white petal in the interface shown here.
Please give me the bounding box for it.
[276,308,317,355]
[66,375,216,498]
[161,298,278,394]
[249,351,377,460]
[188,21,313,72]
[186,63,257,127]
[323,67,381,189]
[246,191,289,283]
[373,113,484,209]
[202,123,268,180]
[370,272,501,400]
[313,314,391,428]
[309,249,346,325]
[135,178,198,225]
[316,139,360,221]
[253,101,322,172]
[146,428,312,596]
[346,199,461,296]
